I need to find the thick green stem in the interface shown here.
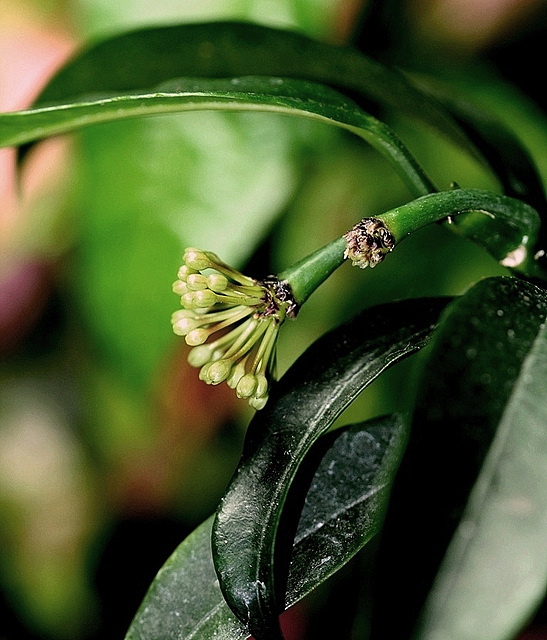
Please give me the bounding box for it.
[277,189,543,313]
[378,189,543,278]
[278,236,347,307]
[380,189,537,242]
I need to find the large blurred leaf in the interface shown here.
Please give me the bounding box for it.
[408,73,547,261]
[72,0,339,42]
[410,73,546,209]
[414,278,547,640]
[212,296,449,640]
[70,108,300,389]
[372,276,547,639]
[125,413,407,640]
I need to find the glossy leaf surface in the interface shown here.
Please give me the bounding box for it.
[125,414,408,640]
[373,276,547,639]
[212,296,449,640]
[414,277,547,640]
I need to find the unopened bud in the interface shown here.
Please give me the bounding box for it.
[188,345,213,368]
[177,264,197,280]
[186,328,209,346]
[254,374,268,398]
[172,280,189,296]
[206,359,233,385]
[173,317,200,336]
[186,273,208,291]
[181,292,197,308]
[236,373,258,398]
[249,395,268,411]
[227,361,246,389]
[194,289,217,308]
[184,249,211,270]
[207,273,229,292]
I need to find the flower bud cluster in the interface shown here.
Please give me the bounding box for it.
[171,249,287,410]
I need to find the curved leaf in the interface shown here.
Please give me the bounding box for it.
[212,296,450,640]
[373,276,547,639]
[0,76,433,196]
[414,277,547,640]
[26,21,477,161]
[125,414,408,640]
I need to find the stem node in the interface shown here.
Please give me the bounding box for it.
[343,218,396,269]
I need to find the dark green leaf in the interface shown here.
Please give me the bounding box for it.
[414,278,547,640]
[373,276,547,639]
[125,414,408,640]
[287,415,408,601]
[212,296,450,640]
[25,21,476,161]
[1,75,437,197]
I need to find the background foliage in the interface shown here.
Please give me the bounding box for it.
[0,1,546,639]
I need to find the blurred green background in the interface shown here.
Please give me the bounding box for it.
[0,0,546,638]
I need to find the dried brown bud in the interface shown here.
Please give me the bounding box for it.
[343,218,395,268]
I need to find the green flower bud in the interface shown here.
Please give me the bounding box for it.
[236,373,258,398]
[249,395,268,411]
[186,273,208,291]
[254,374,269,398]
[172,280,189,296]
[194,289,217,308]
[181,292,197,308]
[188,345,213,368]
[184,249,211,271]
[177,264,197,280]
[172,317,200,336]
[171,309,195,322]
[207,273,229,292]
[186,328,209,346]
[199,362,212,381]
[227,360,246,389]
[205,359,233,385]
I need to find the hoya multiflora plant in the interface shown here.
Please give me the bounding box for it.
[1,20,547,640]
